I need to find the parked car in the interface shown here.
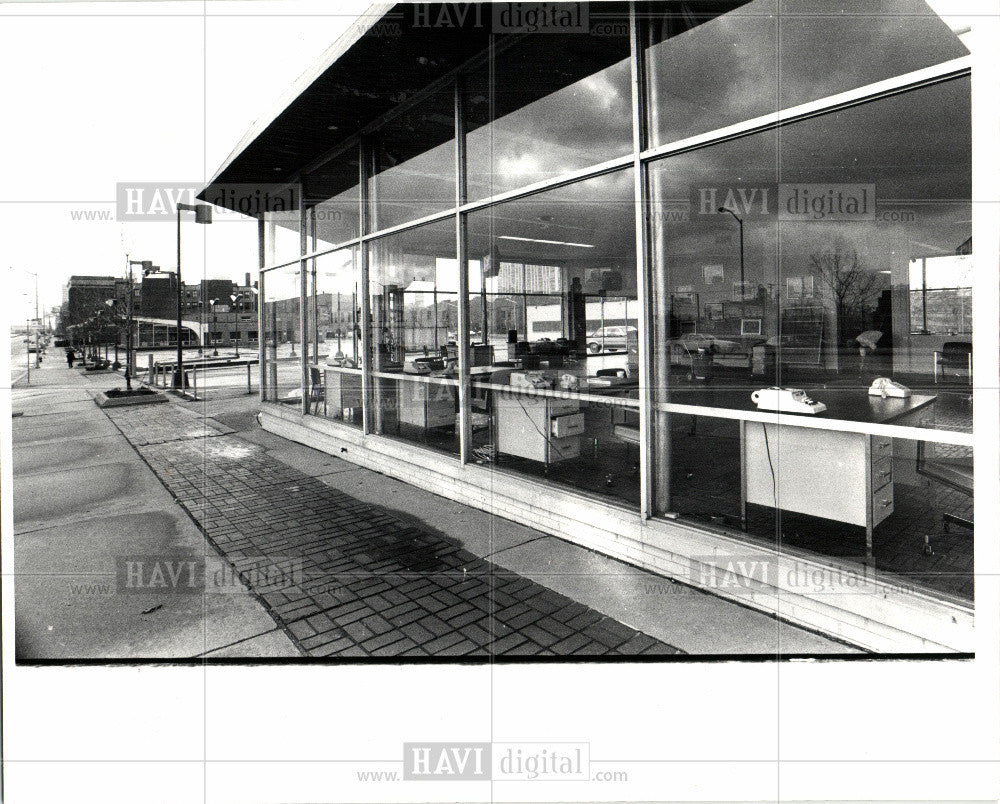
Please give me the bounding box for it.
[586,325,637,354]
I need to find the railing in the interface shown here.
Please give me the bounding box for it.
[146,355,259,399]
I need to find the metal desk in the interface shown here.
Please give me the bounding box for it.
[707,390,938,557]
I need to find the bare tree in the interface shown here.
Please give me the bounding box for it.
[808,246,883,334]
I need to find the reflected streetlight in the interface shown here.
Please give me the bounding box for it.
[718,206,745,314]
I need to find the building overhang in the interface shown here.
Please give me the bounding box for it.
[198,1,663,211]
[198,2,495,208]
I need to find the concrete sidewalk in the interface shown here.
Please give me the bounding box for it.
[167,400,855,656]
[10,360,298,659]
[10,359,855,659]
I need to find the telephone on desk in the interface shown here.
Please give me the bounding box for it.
[751,387,827,415]
[510,370,554,390]
[868,377,911,398]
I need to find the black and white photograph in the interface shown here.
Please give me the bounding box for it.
[1,1,998,802]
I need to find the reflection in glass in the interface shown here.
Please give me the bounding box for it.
[466,169,639,507]
[369,92,455,232]
[261,265,302,405]
[303,150,360,250]
[264,208,301,268]
[306,248,362,427]
[367,219,460,455]
[642,0,969,148]
[646,76,971,598]
[466,21,631,201]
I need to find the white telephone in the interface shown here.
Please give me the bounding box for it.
[751,387,827,415]
[868,377,911,399]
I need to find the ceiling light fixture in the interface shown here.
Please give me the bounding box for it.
[497,235,594,248]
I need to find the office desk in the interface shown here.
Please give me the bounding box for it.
[495,388,583,465]
[663,388,935,556]
[729,391,935,556]
[397,376,456,430]
[323,366,363,415]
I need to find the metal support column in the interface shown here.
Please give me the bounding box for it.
[257,216,266,401]
[359,139,374,434]
[455,77,472,463]
[299,192,309,415]
[629,2,656,519]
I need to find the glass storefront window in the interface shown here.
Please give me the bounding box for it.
[261,264,302,405]
[648,75,972,597]
[369,91,455,233]
[642,0,969,149]
[466,168,639,507]
[368,219,460,455]
[465,12,631,201]
[248,0,977,609]
[306,247,363,428]
[264,208,301,268]
[304,153,361,251]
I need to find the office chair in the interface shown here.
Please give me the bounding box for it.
[308,365,326,416]
[933,341,972,385]
[916,440,973,554]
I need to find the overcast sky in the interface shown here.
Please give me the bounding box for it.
[0,0,368,325]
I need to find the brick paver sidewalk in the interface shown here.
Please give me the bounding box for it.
[104,405,684,659]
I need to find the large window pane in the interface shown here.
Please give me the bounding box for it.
[304,152,361,250]
[369,91,455,232]
[261,265,302,405]
[466,11,632,201]
[648,76,972,598]
[263,208,300,268]
[368,219,460,456]
[467,169,639,507]
[642,0,969,148]
[306,248,362,428]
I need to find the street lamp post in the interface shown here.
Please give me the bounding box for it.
[125,259,152,391]
[174,202,212,389]
[210,298,220,356]
[718,206,745,315]
[230,289,257,358]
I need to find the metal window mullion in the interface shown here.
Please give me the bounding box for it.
[630,2,654,520]
[455,76,471,464]
[257,217,266,402]
[310,207,319,363]
[359,139,374,435]
[298,191,309,416]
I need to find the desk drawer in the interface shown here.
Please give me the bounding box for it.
[548,435,581,461]
[871,435,893,458]
[551,412,585,438]
[549,398,579,417]
[872,484,894,525]
[871,456,893,492]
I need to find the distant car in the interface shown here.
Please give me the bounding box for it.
[586,325,637,354]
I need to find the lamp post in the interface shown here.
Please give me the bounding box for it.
[718,206,745,314]
[230,289,258,358]
[104,298,118,365]
[174,202,212,388]
[125,259,152,391]
[15,268,41,367]
[210,298,220,356]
